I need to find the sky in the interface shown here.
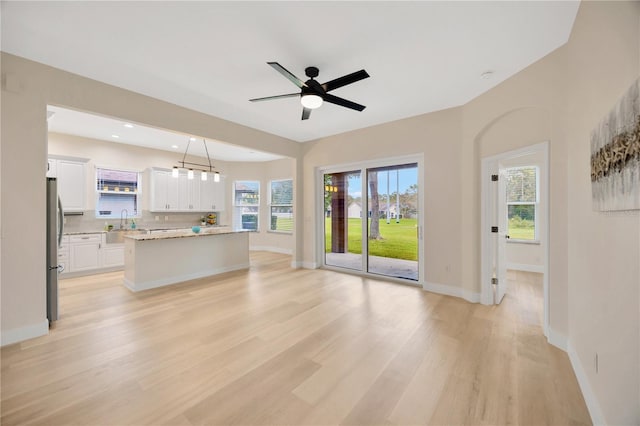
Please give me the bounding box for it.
[346,167,417,198]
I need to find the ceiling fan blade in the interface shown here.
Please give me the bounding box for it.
[268,62,307,89]
[322,69,369,92]
[249,93,300,102]
[322,94,366,111]
[302,107,312,120]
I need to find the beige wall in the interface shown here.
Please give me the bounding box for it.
[300,2,639,422]
[462,48,569,335]
[565,2,640,423]
[0,53,299,344]
[1,1,639,421]
[302,107,463,287]
[224,158,296,254]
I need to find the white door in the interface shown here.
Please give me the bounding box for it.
[495,167,508,303]
[488,164,508,304]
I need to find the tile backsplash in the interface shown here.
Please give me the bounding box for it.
[63,210,225,233]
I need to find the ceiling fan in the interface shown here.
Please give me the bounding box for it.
[249,62,370,120]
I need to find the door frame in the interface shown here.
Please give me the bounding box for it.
[316,154,425,285]
[481,141,550,336]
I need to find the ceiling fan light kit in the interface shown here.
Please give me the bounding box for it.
[249,62,369,120]
[301,94,323,109]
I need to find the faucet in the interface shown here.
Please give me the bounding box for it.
[120,209,129,230]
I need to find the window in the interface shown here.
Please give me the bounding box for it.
[269,179,293,233]
[96,168,141,219]
[505,166,538,241]
[234,180,260,231]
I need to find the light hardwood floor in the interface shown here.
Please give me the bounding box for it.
[1,253,591,425]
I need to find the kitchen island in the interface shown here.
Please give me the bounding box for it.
[123,227,249,292]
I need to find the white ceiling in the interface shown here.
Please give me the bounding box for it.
[46,105,285,162]
[2,1,579,144]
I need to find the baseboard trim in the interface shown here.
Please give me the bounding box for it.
[567,341,604,425]
[290,260,308,269]
[61,265,124,279]
[1,319,49,347]
[547,327,568,351]
[423,281,480,303]
[302,261,319,269]
[250,246,293,255]
[124,263,250,292]
[506,263,545,273]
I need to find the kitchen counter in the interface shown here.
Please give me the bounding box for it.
[126,226,242,241]
[64,231,107,235]
[123,228,249,292]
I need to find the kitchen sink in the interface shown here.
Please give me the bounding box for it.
[105,229,148,244]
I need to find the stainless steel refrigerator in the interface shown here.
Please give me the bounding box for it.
[46,177,64,324]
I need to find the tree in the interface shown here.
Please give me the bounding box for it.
[368,171,382,240]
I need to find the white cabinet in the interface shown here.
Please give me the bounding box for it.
[150,169,179,211]
[151,168,219,212]
[68,234,101,272]
[102,245,125,268]
[49,158,87,212]
[212,176,226,211]
[178,174,200,210]
[62,233,128,276]
[200,176,226,211]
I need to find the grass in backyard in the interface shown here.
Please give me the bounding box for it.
[325,218,418,261]
[508,227,535,240]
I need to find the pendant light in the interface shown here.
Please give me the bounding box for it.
[173,138,222,182]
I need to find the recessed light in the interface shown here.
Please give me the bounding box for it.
[111,134,120,139]
[480,71,494,80]
[171,145,179,149]
[189,137,196,142]
[123,123,134,128]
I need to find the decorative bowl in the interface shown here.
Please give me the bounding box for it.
[192,226,201,233]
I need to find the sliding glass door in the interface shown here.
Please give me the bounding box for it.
[323,161,419,282]
[366,164,418,280]
[324,170,362,271]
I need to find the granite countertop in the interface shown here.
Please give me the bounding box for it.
[125,227,246,241]
[64,231,107,235]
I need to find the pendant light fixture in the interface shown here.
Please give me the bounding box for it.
[173,138,222,182]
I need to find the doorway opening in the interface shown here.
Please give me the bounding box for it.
[481,142,550,336]
[320,157,422,283]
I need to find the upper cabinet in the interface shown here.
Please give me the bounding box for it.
[200,175,226,212]
[150,169,179,211]
[49,157,88,212]
[150,168,224,212]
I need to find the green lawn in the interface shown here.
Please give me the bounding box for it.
[508,218,535,240]
[508,227,535,240]
[325,218,418,261]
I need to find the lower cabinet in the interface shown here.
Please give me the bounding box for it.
[62,233,126,276]
[69,234,102,272]
[102,245,125,268]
